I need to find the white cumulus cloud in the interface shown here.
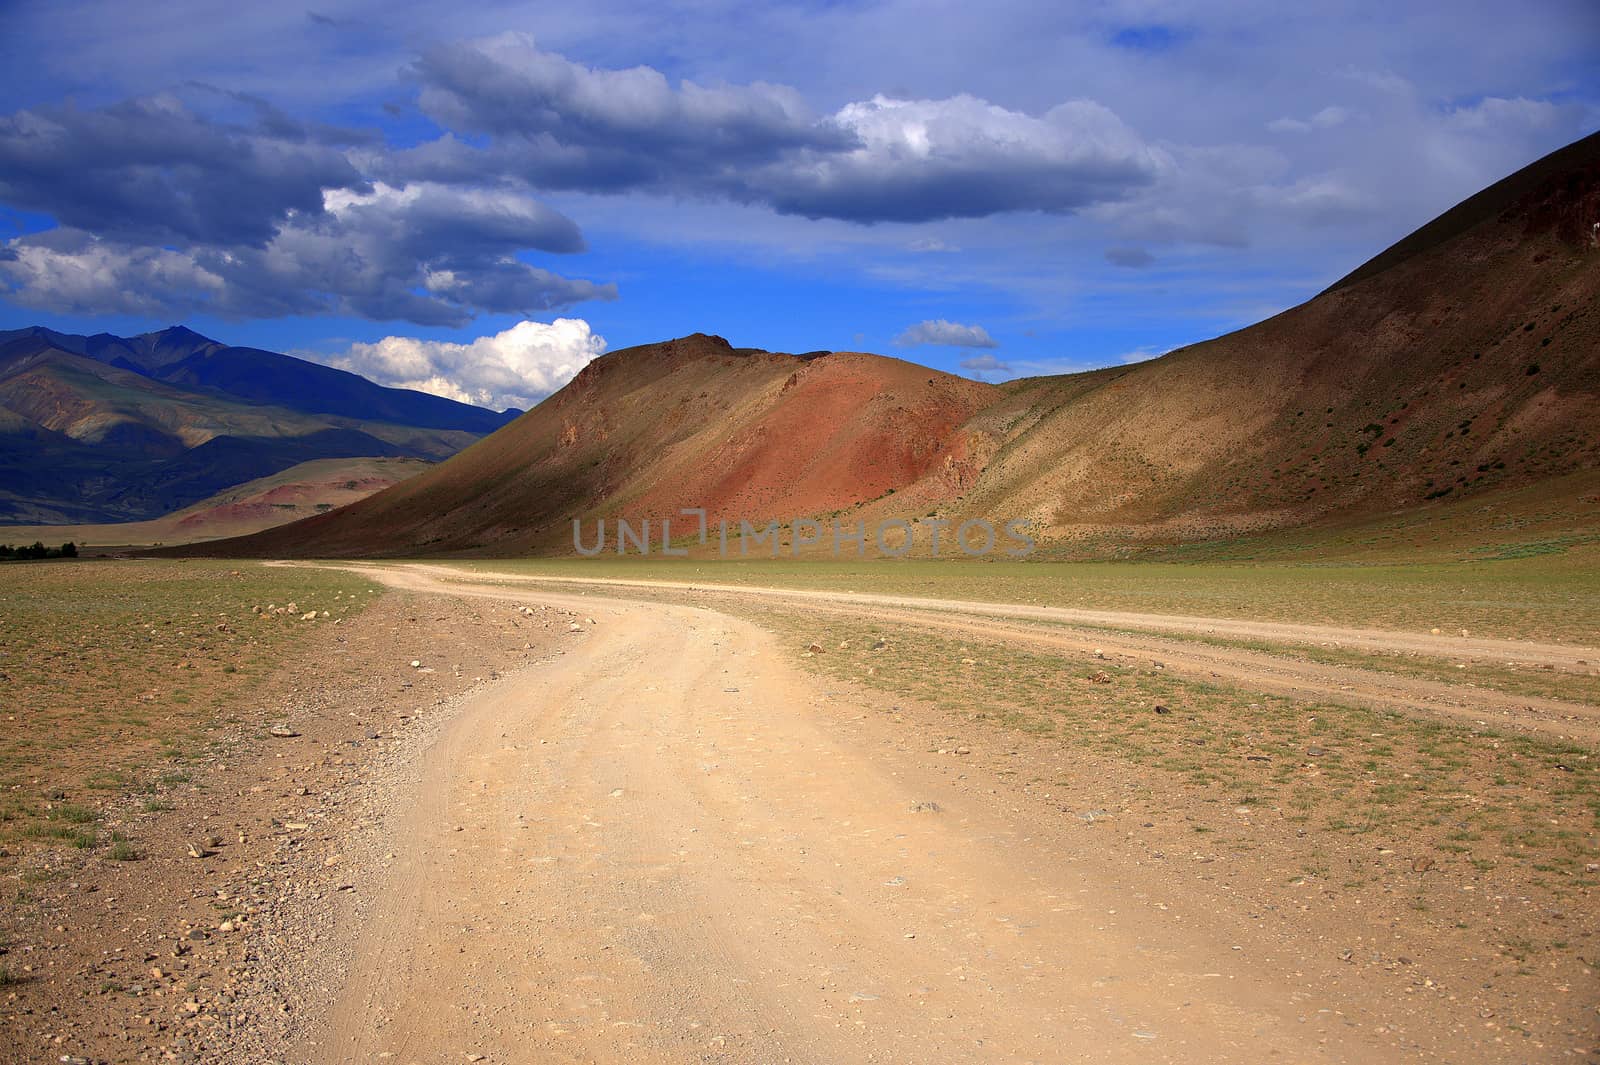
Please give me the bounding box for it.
[894,318,999,349]
[317,318,606,411]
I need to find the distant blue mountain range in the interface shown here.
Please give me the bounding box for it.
[0,325,522,524]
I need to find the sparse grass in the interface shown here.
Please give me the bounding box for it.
[450,558,1598,889]
[0,559,380,856]
[455,547,1600,645]
[682,596,1600,896]
[106,840,139,862]
[1051,621,1600,706]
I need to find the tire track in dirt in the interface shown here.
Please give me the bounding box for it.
[311,566,1416,1064]
[396,566,1600,746]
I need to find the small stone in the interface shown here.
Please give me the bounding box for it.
[1153,705,1171,715]
[269,725,300,738]
[410,660,422,668]
[1306,745,1327,758]
[1412,857,1435,874]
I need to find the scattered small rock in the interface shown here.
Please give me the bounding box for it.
[269,724,300,738]
[1153,704,1171,715]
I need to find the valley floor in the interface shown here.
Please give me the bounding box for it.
[2,560,1596,1062]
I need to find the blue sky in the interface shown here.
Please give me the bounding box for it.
[1,0,1596,409]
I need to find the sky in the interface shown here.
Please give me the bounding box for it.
[1,1,1596,411]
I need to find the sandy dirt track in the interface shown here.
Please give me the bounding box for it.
[405,567,1599,666]
[309,565,1432,1064]
[395,565,1600,745]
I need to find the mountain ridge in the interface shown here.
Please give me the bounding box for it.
[185,131,1600,559]
[0,326,516,523]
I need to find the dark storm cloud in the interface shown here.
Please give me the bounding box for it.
[0,91,369,247]
[0,182,613,326]
[410,34,845,168]
[0,83,612,325]
[737,97,1163,222]
[4,9,1596,328]
[399,34,1168,224]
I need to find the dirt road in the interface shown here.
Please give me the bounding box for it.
[396,565,1600,745]
[311,566,1421,1064]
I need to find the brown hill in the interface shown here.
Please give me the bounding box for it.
[204,335,995,556]
[928,130,1600,552]
[191,131,1600,559]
